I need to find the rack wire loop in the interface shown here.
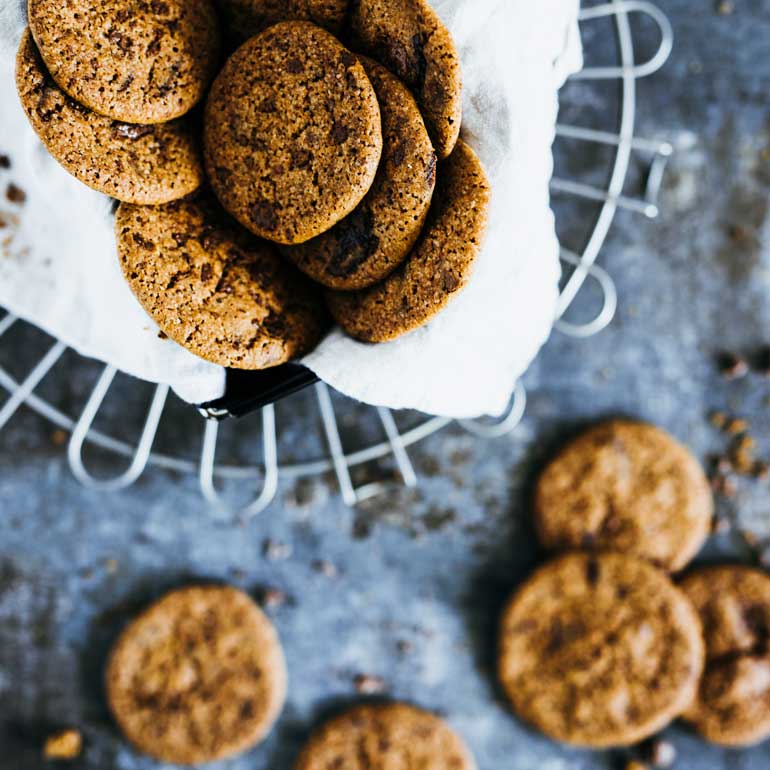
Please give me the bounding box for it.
[198,403,279,517]
[67,365,169,491]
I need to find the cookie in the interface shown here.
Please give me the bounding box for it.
[28,0,220,124]
[15,29,203,205]
[534,420,713,572]
[294,703,476,770]
[326,139,488,341]
[116,194,328,369]
[281,57,436,290]
[215,0,349,47]
[204,22,382,245]
[105,585,286,765]
[498,552,704,747]
[349,0,462,159]
[680,566,770,746]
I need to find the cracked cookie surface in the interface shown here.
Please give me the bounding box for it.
[534,420,713,572]
[326,139,488,341]
[498,552,704,748]
[349,0,462,159]
[15,29,203,204]
[281,57,436,290]
[214,0,349,48]
[294,703,476,770]
[106,585,286,764]
[28,0,220,124]
[680,566,770,746]
[116,194,328,369]
[204,21,382,245]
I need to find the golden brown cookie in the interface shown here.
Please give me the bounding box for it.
[215,0,349,47]
[106,585,287,765]
[116,194,328,369]
[16,29,203,205]
[294,703,476,770]
[498,552,704,748]
[534,420,713,572]
[281,57,436,290]
[204,22,382,245]
[349,0,462,159]
[680,566,770,746]
[28,0,220,124]
[326,139,488,341]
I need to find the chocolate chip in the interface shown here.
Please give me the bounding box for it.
[290,148,313,169]
[586,557,600,586]
[250,201,278,232]
[6,183,26,204]
[425,152,437,188]
[330,123,350,144]
[113,123,153,140]
[441,270,460,292]
[340,51,357,68]
[286,58,304,74]
[259,96,277,113]
[391,144,406,167]
[132,232,155,250]
[200,263,213,282]
[0,155,10,170]
[106,29,133,54]
[151,0,170,14]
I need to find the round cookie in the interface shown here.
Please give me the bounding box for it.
[534,420,713,572]
[204,22,382,245]
[105,585,287,765]
[498,552,704,748]
[326,139,489,341]
[215,0,349,47]
[116,194,328,369]
[15,29,203,205]
[28,0,220,124]
[294,703,476,770]
[680,566,770,746]
[349,0,462,159]
[281,57,437,290]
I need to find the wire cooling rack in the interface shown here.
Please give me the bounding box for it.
[0,0,673,515]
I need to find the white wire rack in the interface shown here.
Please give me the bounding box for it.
[0,0,673,514]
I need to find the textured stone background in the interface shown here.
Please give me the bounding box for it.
[1,1,770,768]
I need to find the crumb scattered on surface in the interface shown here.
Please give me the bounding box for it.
[311,559,338,578]
[717,0,734,14]
[6,183,26,204]
[43,729,82,760]
[258,587,287,608]
[353,673,386,694]
[712,514,732,534]
[50,429,67,447]
[718,352,748,379]
[263,539,292,561]
[626,762,649,770]
[648,738,677,767]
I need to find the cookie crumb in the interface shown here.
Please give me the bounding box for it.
[709,411,728,430]
[712,515,731,535]
[716,0,734,13]
[50,429,68,447]
[626,762,649,770]
[312,559,338,578]
[396,639,413,655]
[43,729,82,760]
[259,587,287,608]
[103,558,119,575]
[752,346,770,376]
[725,417,748,436]
[648,739,677,767]
[263,539,292,561]
[353,673,386,694]
[6,183,26,205]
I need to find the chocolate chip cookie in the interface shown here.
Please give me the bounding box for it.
[680,566,770,746]
[326,139,488,341]
[116,194,328,368]
[349,0,462,159]
[106,585,287,764]
[498,552,704,747]
[215,0,349,47]
[294,703,476,770]
[281,57,436,290]
[534,420,713,572]
[204,22,382,245]
[16,29,203,204]
[28,0,220,124]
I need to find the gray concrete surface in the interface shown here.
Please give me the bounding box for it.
[1,1,770,768]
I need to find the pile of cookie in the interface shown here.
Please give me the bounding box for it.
[15,0,490,371]
[498,419,770,754]
[104,584,477,768]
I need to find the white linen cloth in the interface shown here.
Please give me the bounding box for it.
[0,0,582,415]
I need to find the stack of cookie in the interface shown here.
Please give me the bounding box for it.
[15,0,491,372]
[498,419,770,752]
[105,584,477,768]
